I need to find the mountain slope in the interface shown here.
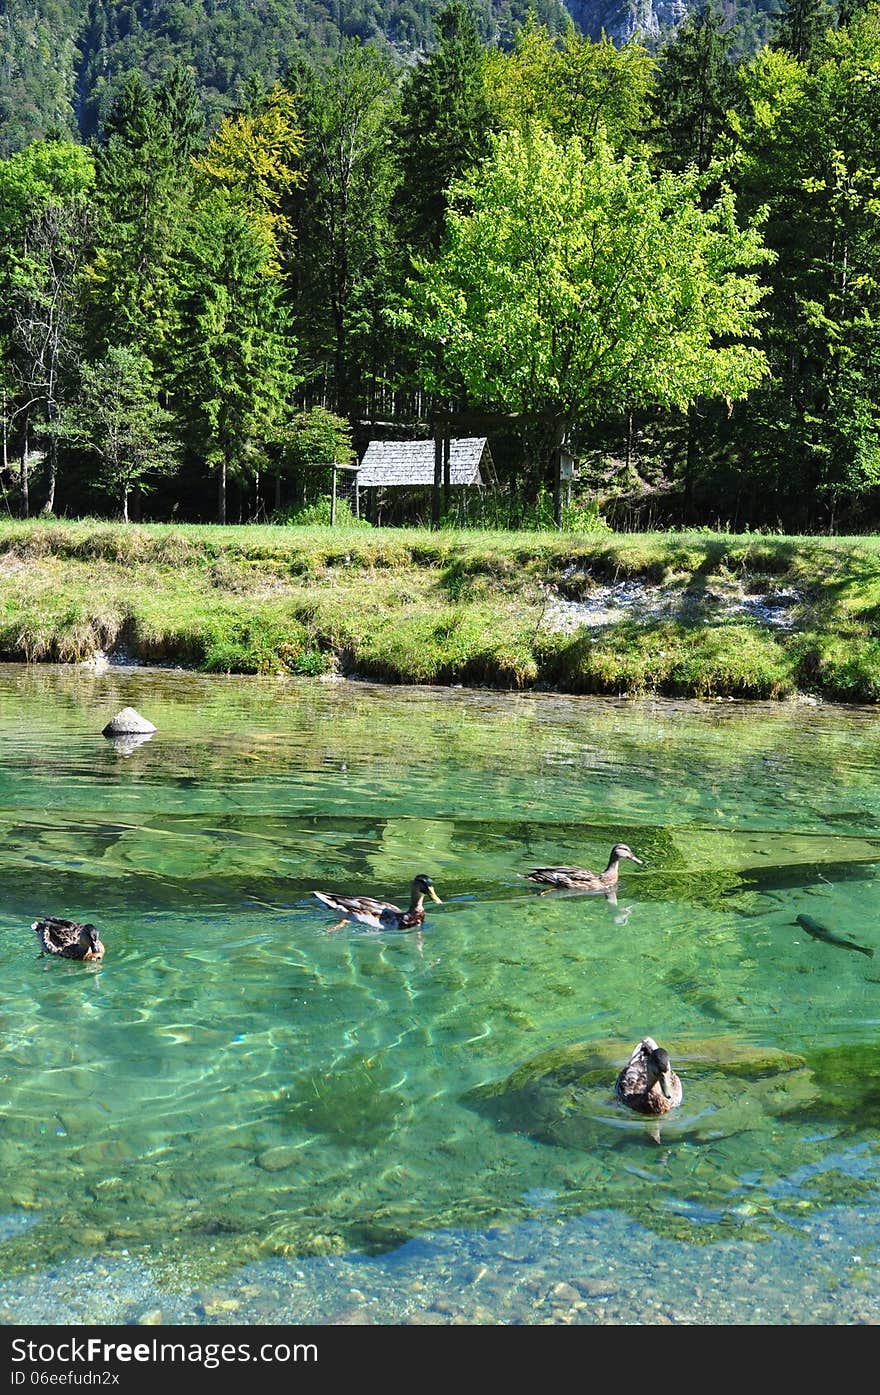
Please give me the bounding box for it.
[0,0,569,152]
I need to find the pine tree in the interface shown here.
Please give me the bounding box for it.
[652,5,739,174]
[156,60,204,169]
[771,0,833,63]
[171,191,295,524]
[88,72,190,358]
[290,41,401,417]
[395,1,495,256]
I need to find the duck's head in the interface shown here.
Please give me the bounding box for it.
[82,925,105,960]
[413,874,442,903]
[611,843,643,866]
[641,1038,675,1097]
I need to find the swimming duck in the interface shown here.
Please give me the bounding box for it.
[313,874,442,932]
[614,1037,682,1116]
[32,917,106,961]
[522,842,643,895]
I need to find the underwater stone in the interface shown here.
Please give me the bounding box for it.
[256,1147,302,1173]
[102,707,157,737]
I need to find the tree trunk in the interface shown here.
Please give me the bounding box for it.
[122,487,129,523]
[683,403,698,523]
[218,458,227,524]
[19,417,29,519]
[42,434,58,514]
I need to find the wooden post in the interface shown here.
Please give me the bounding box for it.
[354,478,360,518]
[331,463,337,525]
[553,422,566,529]
[432,426,443,526]
[442,435,451,517]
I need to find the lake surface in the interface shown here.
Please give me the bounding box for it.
[1,663,879,1325]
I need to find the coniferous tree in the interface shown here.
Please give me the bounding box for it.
[88,72,190,359]
[171,191,295,524]
[290,41,401,417]
[156,60,205,169]
[652,6,739,174]
[395,1,495,256]
[771,0,834,62]
[709,9,880,527]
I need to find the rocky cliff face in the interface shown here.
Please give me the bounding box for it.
[565,0,690,43]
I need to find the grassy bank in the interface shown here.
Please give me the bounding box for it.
[1,518,880,702]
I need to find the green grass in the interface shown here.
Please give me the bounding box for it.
[2,518,880,700]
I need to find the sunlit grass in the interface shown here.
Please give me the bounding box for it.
[0,519,879,698]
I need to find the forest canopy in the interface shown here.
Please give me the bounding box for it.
[2,0,880,533]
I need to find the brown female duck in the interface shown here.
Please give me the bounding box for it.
[32,917,106,961]
[522,842,643,895]
[313,874,442,932]
[614,1037,682,1116]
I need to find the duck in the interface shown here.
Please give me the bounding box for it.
[313,874,442,932]
[522,842,643,895]
[32,917,106,961]
[614,1037,682,1116]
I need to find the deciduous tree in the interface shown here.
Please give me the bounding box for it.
[53,345,179,520]
[404,126,770,503]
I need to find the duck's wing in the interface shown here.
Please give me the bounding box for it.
[615,1042,654,1099]
[32,917,82,952]
[313,891,402,923]
[523,865,596,885]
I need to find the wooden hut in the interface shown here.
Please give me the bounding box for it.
[355,436,496,522]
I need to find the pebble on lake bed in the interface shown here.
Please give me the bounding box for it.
[101,707,157,737]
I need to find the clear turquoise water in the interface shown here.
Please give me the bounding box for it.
[1,663,880,1323]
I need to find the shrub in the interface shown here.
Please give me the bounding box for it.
[275,496,371,528]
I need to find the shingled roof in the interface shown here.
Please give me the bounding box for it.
[357,437,491,487]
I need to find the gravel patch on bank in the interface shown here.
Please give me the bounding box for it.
[543,578,802,636]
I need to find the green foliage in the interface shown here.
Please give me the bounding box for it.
[170,189,295,521]
[290,42,402,412]
[395,1,496,254]
[712,8,880,526]
[485,19,655,150]
[52,345,180,519]
[771,0,836,62]
[277,497,371,528]
[651,5,739,173]
[0,139,95,245]
[0,0,83,155]
[404,125,770,424]
[88,72,191,356]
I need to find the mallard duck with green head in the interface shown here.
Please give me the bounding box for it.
[313,874,442,932]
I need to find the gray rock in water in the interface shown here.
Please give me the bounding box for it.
[102,707,157,737]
